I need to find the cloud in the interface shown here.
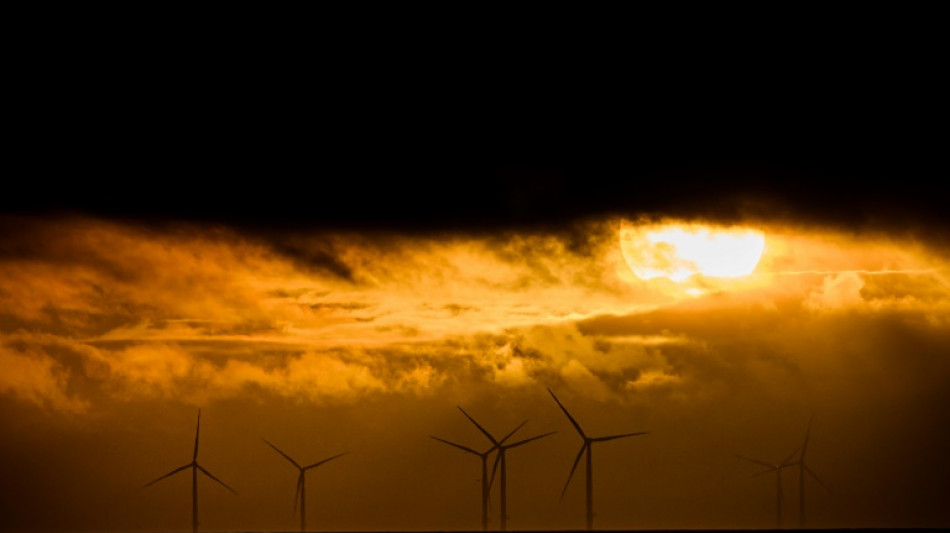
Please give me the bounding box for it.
[0,341,88,413]
[560,359,612,402]
[1,214,949,417]
[97,343,199,398]
[494,355,532,387]
[625,368,681,390]
[0,318,689,413]
[805,272,865,310]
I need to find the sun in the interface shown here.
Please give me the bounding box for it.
[619,220,766,282]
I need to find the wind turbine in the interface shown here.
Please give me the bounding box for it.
[736,447,799,529]
[144,409,237,533]
[458,406,555,532]
[430,412,527,531]
[262,438,347,533]
[547,387,648,531]
[796,416,830,528]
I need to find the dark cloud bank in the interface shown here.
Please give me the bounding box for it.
[7,23,946,243]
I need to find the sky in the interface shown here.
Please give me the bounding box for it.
[3,17,949,533]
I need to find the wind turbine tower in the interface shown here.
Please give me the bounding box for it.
[547,387,648,531]
[144,409,237,533]
[487,426,555,531]
[262,438,347,533]
[796,416,830,528]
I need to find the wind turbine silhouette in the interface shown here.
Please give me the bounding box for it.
[430,408,527,531]
[262,438,347,533]
[736,447,799,529]
[459,407,555,532]
[547,387,648,531]
[796,416,830,528]
[144,409,237,533]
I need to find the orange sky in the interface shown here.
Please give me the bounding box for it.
[1,213,948,531]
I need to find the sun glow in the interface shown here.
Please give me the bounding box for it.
[620,221,766,282]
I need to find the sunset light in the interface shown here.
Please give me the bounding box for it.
[619,221,766,282]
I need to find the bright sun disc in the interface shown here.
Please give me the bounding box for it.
[620,222,765,282]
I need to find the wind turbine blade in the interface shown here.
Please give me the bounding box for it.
[506,431,556,449]
[262,438,302,469]
[780,446,802,467]
[752,468,777,479]
[303,452,347,470]
[193,408,201,462]
[488,449,501,491]
[458,406,498,445]
[546,387,586,439]
[197,464,238,494]
[735,455,776,470]
[805,465,832,493]
[498,420,528,446]
[802,415,814,457]
[144,464,191,488]
[431,436,481,456]
[293,473,302,516]
[591,431,649,442]
[560,444,587,501]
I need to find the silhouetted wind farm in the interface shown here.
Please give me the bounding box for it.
[547,387,648,531]
[143,408,237,533]
[262,438,347,532]
[136,399,843,532]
